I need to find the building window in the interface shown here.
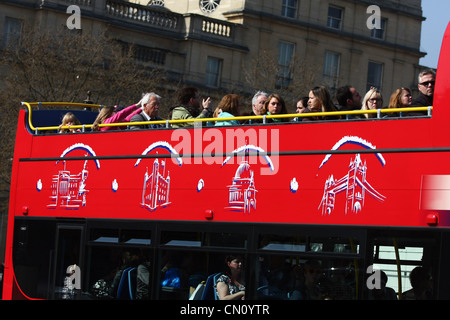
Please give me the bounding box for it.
[366,61,383,91]
[3,17,22,48]
[323,51,340,90]
[149,0,165,6]
[327,6,343,30]
[282,0,298,18]
[205,56,222,87]
[277,41,295,88]
[371,18,387,40]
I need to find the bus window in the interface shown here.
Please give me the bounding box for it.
[86,246,153,300]
[158,249,248,300]
[369,232,438,300]
[89,228,151,245]
[86,226,153,300]
[90,228,119,243]
[13,219,56,299]
[53,226,83,300]
[259,234,307,252]
[160,231,202,247]
[204,231,247,248]
[160,230,247,248]
[258,234,359,254]
[255,255,359,300]
[159,250,203,299]
[157,228,247,300]
[120,229,152,245]
[309,236,359,254]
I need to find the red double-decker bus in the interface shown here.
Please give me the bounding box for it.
[3,24,450,302]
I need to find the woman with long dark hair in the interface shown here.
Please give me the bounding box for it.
[264,93,289,123]
[304,86,340,121]
[215,255,245,300]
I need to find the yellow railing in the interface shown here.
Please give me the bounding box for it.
[21,102,433,133]
[22,102,103,133]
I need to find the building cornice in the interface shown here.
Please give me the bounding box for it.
[223,8,425,57]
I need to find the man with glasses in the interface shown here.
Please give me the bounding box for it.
[411,69,436,114]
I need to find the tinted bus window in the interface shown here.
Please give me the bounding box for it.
[255,255,359,300]
[86,245,153,300]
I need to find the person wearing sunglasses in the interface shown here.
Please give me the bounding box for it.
[410,69,436,115]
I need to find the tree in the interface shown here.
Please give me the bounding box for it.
[1,25,167,105]
[0,24,170,232]
[242,49,320,112]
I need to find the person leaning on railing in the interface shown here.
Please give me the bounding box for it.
[92,100,143,131]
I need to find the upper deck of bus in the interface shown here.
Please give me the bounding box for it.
[8,23,450,229]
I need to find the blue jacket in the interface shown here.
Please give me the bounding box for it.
[215,112,239,126]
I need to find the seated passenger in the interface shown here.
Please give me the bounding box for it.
[368,270,397,300]
[252,91,268,116]
[290,260,323,300]
[387,87,412,117]
[335,85,363,119]
[169,86,212,128]
[410,69,435,115]
[214,94,241,126]
[59,112,81,133]
[296,96,309,113]
[264,93,289,123]
[292,96,309,121]
[402,266,433,300]
[129,92,164,130]
[92,101,142,131]
[136,261,151,300]
[248,91,268,124]
[361,88,384,118]
[215,255,245,300]
[304,86,340,121]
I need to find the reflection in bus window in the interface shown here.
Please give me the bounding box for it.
[370,232,438,300]
[259,234,307,252]
[310,236,359,254]
[161,230,247,248]
[258,234,359,254]
[87,246,152,300]
[256,255,359,300]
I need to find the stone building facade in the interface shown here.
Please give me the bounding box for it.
[1,0,427,99]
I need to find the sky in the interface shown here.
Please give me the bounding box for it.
[419,0,450,69]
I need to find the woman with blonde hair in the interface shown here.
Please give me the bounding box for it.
[361,88,383,118]
[59,112,81,133]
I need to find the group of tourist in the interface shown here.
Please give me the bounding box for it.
[292,68,434,121]
[58,69,435,132]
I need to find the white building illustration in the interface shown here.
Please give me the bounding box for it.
[48,160,89,209]
[141,158,171,211]
[227,153,257,213]
[319,154,385,215]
